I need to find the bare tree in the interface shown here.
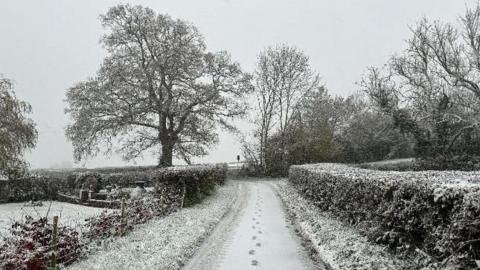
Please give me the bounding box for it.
[0,77,37,178]
[66,5,252,167]
[362,7,480,162]
[253,50,279,171]
[252,45,320,172]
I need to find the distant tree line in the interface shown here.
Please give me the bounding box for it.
[244,5,480,176]
[242,45,414,176]
[362,5,480,170]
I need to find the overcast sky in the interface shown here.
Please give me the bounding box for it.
[0,0,476,169]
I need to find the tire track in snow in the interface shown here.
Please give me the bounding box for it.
[183,181,249,270]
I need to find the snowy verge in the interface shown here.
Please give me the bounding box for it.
[274,180,409,270]
[65,181,239,270]
[289,163,480,269]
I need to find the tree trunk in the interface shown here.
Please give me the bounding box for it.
[159,141,173,167]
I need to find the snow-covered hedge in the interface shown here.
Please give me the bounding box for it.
[66,182,238,270]
[0,177,69,203]
[1,216,82,270]
[276,181,407,270]
[0,164,227,204]
[289,163,480,269]
[153,164,227,207]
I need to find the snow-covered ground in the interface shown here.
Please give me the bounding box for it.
[2,179,413,270]
[0,201,113,240]
[65,181,240,270]
[185,180,318,270]
[275,180,409,270]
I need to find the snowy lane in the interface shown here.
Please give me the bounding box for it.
[66,182,240,270]
[185,180,319,270]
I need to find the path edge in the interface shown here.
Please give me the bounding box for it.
[183,181,248,270]
[270,180,333,270]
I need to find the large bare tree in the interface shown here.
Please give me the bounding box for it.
[0,77,37,178]
[66,5,252,166]
[253,45,320,172]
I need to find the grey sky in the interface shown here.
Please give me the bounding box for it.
[0,0,476,168]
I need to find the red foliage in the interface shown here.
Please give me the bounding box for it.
[0,216,81,270]
[84,197,169,240]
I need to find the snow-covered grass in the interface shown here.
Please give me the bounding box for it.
[0,201,114,240]
[65,181,239,270]
[275,180,409,270]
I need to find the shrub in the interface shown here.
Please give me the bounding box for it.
[153,164,227,207]
[85,164,227,239]
[358,157,480,172]
[0,177,68,203]
[0,164,227,269]
[289,164,480,269]
[84,195,178,240]
[0,216,81,270]
[2,164,226,204]
[74,172,103,192]
[103,171,153,188]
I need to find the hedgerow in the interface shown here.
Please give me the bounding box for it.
[0,177,68,203]
[0,216,81,270]
[289,164,480,269]
[1,164,228,204]
[153,164,227,207]
[0,164,228,270]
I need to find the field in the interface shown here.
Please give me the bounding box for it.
[0,201,113,240]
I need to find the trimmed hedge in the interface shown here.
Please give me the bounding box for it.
[153,164,227,207]
[0,177,70,203]
[1,164,227,205]
[289,163,480,269]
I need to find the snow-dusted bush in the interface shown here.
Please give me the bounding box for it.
[84,164,227,239]
[276,181,407,270]
[289,164,480,269]
[1,164,227,204]
[0,216,81,270]
[103,171,153,188]
[153,164,227,207]
[66,182,239,270]
[0,177,70,203]
[0,165,227,269]
[74,172,103,192]
[84,197,161,240]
